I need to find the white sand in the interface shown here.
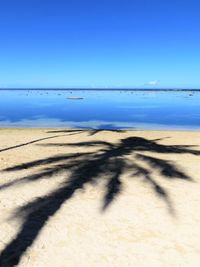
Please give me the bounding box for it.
[0,129,200,267]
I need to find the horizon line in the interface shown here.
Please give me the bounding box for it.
[1,88,200,91]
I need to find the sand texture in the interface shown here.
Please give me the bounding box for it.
[0,128,200,267]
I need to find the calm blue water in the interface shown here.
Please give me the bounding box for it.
[0,90,200,130]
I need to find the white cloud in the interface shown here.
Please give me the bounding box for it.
[146,80,159,86]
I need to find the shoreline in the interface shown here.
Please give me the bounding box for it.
[1,127,200,132]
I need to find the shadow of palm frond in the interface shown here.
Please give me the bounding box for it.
[46,129,85,134]
[0,130,85,153]
[46,128,126,136]
[0,136,199,266]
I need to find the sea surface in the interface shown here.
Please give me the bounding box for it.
[0,89,200,130]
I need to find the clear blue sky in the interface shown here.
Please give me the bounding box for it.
[0,0,200,88]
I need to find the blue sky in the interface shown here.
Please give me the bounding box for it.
[0,0,200,88]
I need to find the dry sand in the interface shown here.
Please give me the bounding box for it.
[0,128,200,267]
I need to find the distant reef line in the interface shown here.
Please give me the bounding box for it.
[1,88,200,91]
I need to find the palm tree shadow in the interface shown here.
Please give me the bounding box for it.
[46,128,126,136]
[0,136,199,266]
[0,131,85,154]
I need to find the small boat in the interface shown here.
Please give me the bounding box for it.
[66,96,84,100]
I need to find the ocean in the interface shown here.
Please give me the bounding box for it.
[0,89,200,130]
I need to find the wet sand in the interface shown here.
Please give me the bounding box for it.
[0,128,200,267]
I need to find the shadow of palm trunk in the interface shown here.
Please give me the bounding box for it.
[0,185,74,266]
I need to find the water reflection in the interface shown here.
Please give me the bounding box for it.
[0,90,200,129]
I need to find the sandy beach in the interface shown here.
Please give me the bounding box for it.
[0,128,200,267]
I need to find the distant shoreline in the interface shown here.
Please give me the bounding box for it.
[1,88,200,91]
